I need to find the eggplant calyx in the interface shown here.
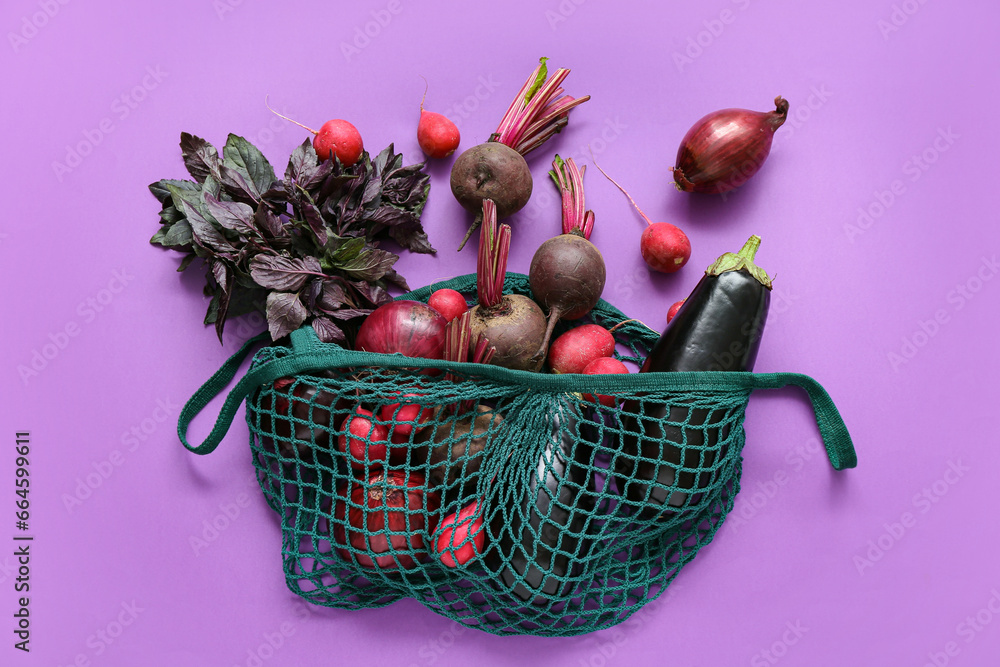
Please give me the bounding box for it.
[705,234,773,289]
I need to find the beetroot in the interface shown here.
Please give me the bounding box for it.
[468,200,547,371]
[530,156,607,358]
[452,58,590,250]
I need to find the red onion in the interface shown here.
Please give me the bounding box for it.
[672,96,789,195]
[355,300,447,359]
[333,470,440,570]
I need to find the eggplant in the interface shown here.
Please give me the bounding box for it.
[486,402,598,604]
[614,235,772,517]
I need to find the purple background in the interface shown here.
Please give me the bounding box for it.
[2,0,999,664]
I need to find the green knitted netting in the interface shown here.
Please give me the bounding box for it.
[178,272,856,637]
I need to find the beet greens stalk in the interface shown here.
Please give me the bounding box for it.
[444,311,496,412]
[468,200,548,371]
[451,58,591,250]
[529,155,607,359]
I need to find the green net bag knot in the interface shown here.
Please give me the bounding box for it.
[177,272,856,637]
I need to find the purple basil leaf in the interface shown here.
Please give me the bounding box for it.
[177,199,237,254]
[223,134,277,195]
[265,291,307,341]
[180,133,220,184]
[254,205,285,238]
[311,317,346,344]
[319,279,348,310]
[387,222,435,255]
[150,178,199,205]
[219,165,262,204]
[298,193,327,246]
[203,193,256,235]
[381,268,410,292]
[326,307,371,321]
[153,219,194,248]
[349,279,391,307]
[249,255,322,291]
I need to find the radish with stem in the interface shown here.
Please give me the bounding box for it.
[265,96,364,166]
[591,153,691,274]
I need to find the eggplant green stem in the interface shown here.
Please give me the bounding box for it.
[705,235,773,289]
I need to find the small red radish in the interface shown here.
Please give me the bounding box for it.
[581,356,629,406]
[337,406,389,469]
[417,78,460,159]
[427,288,468,323]
[379,393,433,445]
[667,299,686,323]
[266,97,363,166]
[435,502,485,568]
[548,324,614,374]
[592,156,691,274]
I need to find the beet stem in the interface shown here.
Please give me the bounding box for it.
[475,200,509,308]
[550,155,594,239]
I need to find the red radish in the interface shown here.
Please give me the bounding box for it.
[673,96,789,195]
[667,299,685,323]
[548,324,614,375]
[379,393,433,445]
[452,58,590,250]
[427,288,468,323]
[591,157,691,274]
[417,78,460,159]
[529,155,607,359]
[581,356,629,406]
[337,406,389,470]
[435,502,485,568]
[468,199,547,371]
[265,97,363,166]
[333,470,440,570]
[355,300,447,360]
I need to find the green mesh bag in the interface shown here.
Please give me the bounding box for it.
[178,272,856,637]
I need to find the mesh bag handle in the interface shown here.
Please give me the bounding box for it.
[178,325,856,470]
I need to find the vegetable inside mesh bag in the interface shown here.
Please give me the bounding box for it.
[178,273,856,637]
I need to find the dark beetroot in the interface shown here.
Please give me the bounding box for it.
[672,96,789,195]
[468,199,547,371]
[355,300,447,360]
[529,156,607,358]
[451,59,590,250]
[450,142,532,220]
[333,469,440,570]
